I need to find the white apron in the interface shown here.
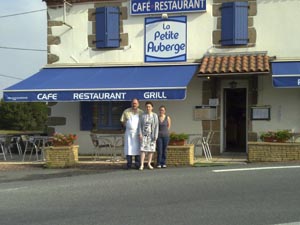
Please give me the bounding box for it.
[124,114,140,155]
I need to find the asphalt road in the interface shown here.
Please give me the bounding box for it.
[1,163,300,225]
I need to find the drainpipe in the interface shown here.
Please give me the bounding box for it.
[63,0,72,29]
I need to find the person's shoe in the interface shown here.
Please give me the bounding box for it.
[139,166,144,171]
[148,164,154,170]
[162,165,167,168]
[157,165,161,169]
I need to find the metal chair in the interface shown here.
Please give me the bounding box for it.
[21,135,40,161]
[11,136,23,156]
[110,135,124,161]
[188,135,202,157]
[293,133,300,143]
[0,136,13,160]
[0,137,7,160]
[90,134,112,161]
[202,131,213,161]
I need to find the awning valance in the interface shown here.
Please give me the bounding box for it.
[3,64,198,102]
[272,61,300,88]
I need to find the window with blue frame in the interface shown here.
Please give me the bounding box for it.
[221,2,248,46]
[95,6,120,48]
[80,101,130,131]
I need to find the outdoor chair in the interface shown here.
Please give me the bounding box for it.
[21,135,40,161]
[0,137,7,160]
[201,131,213,161]
[11,136,23,156]
[90,134,113,161]
[188,135,202,158]
[0,136,13,160]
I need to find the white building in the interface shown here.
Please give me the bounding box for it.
[3,0,300,155]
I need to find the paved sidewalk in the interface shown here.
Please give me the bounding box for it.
[0,153,248,171]
[0,153,246,183]
[196,153,248,165]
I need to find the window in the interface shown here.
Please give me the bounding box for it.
[98,102,130,129]
[80,101,130,131]
[95,6,120,48]
[221,2,248,46]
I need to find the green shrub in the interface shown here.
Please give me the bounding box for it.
[0,99,48,131]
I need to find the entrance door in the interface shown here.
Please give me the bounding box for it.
[224,88,247,152]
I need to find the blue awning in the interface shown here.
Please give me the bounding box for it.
[3,64,198,102]
[272,62,300,88]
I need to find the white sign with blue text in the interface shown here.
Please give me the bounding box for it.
[131,0,206,15]
[145,16,187,62]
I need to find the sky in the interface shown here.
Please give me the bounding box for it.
[0,0,47,98]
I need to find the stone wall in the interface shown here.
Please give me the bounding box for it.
[248,142,300,162]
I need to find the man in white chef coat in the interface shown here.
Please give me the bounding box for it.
[120,98,144,169]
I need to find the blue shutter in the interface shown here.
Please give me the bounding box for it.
[95,7,106,48]
[106,7,120,47]
[221,2,248,46]
[95,7,120,48]
[80,102,93,131]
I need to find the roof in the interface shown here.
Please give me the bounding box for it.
[198,53,271,76]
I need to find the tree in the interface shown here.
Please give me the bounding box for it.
[0,99,48,131]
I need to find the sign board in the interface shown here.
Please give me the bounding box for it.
[145,16,187,62]
[209,98,219,106]
[272,76,300,88]
[250,106,271,120]
[131,0,206,15]
[3,89,188,102]
[272,62,300,88]
[194,106,217,120]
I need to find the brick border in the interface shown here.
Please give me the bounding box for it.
[248,142,300,162]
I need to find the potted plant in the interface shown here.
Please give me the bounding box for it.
[44,133,79,168]
[52,133,77,146]
[169,132,189,146]
[260,129,292,142]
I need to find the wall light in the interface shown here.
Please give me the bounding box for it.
[161,13,168,19]
[229,81,237,89]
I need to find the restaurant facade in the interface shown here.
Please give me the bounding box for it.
[3,0,300,155]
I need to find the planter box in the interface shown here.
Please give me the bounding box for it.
[248,142,300,162]
[169,140,186,146]
[44,145,79,168]
[262,137,287,143]
[154,144,194,166]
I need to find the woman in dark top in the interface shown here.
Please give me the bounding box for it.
[156,105,172,168]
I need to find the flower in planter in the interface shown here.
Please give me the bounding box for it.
[260,129,292,142]
[52,133,77,146]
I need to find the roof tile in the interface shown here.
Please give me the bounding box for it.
[198,53,270,75]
